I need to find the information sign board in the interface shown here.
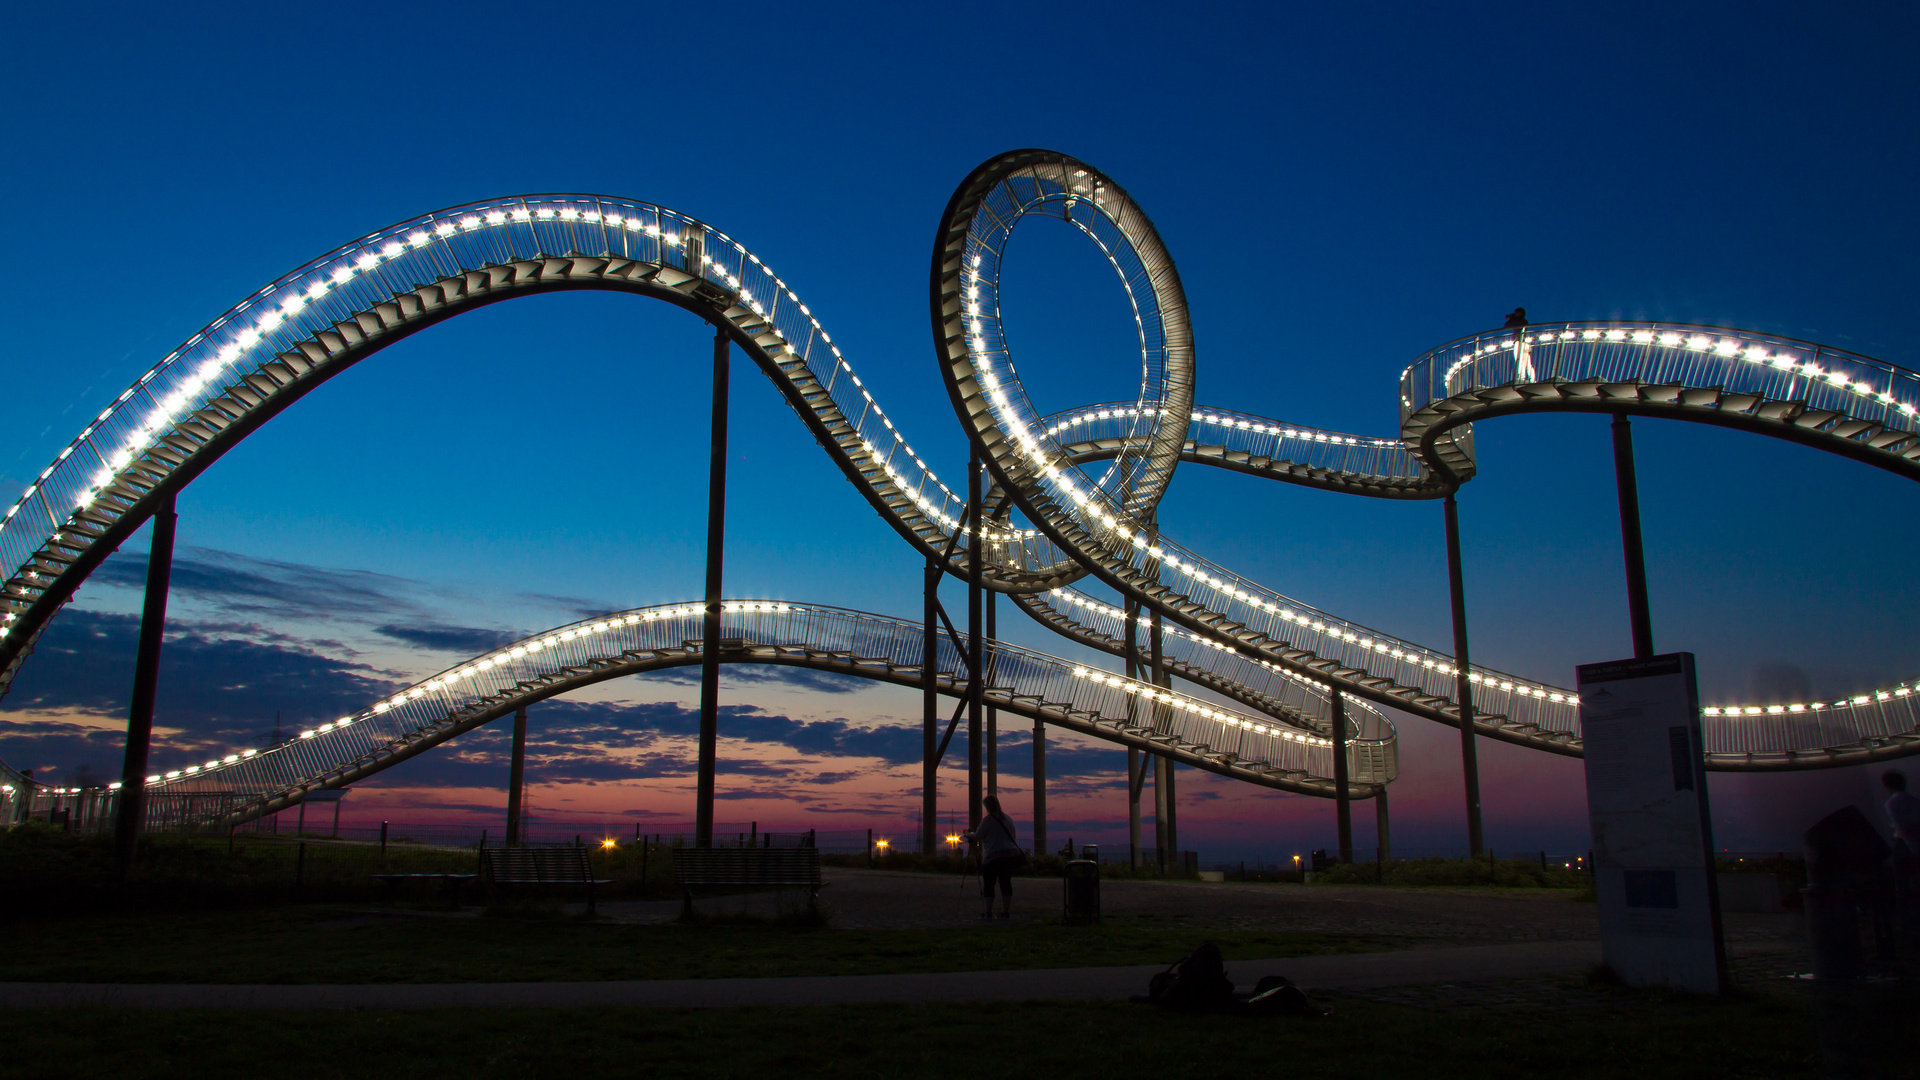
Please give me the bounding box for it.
[1577,652,1726,994]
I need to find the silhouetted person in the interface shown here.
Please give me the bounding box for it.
[1504,308,1535,380]
[1886,771,1920,856]
[1888,771,1920,967]
[965,794,1022,920]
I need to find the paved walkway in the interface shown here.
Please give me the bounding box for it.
[0,939,1615,1009]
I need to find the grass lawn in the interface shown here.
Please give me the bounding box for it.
[0,991,1848,1080]
[0,906,1387,983]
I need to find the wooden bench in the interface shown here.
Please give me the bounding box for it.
[480,847,614,914]
[672,848,823,916]
[368,872,477,909]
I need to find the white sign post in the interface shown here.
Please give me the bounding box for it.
[1577,652,1727,994]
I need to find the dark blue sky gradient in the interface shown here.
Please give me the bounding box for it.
[2,2,1916,856]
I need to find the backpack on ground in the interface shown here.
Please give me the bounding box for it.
[1146,942,1236,1012]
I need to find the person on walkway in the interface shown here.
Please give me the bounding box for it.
[1504,307,1535,382]
[1885,770,1920,958]
[1885,770,1920,855]
[966,794,1022,920]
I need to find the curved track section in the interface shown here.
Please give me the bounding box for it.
[1014,588,1397,770]
[1042,403,1442,498]
[135,601,1386,827]
[933,149,1920,770]
[1402,322,1920,486]
[0,194,1086,708]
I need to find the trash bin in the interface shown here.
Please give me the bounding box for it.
[1064,851,1101,924]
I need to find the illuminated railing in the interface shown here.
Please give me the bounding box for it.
[1042,403,1435,494]
[1399,321,1920,482]
[132,600,1369,826]
[939,152,1920,768]
[938,158,1584,750]
[0,195,1087,674]
[6,151,1920,816]
[1020,588,1397,785]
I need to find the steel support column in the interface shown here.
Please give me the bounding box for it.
[1443,492,1485,858]
[966,444,983,831]
[1156,757,1175,872]
[1031,709,1046,859]
[1375,785,1391,863]
[505,705,528,847]
[922,554,938,856]
[114,492,177,876]
[985,590,997,796]
[1125,596,1142,870]
[1332,691,1352,863]
[1612,413,1655,659]
[1151,587,1174,872]
[694,324,729,849]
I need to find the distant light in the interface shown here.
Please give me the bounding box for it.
[601,839,617,849]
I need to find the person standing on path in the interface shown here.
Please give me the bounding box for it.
[1504,307,1534,382]
[1886,770,1920,855]
[966,794,1022,920]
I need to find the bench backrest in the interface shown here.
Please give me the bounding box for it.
[672,847,822,886]
[481,846,596,884]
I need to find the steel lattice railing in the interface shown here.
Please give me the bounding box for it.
[6,149,1920,824]
[123,600,1374,827]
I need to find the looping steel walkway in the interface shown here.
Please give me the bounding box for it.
[4,149,1919,814]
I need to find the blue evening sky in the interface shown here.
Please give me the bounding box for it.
[1,2,1915,858]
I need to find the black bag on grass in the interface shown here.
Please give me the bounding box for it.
[1246,974,1326,1017]
[1147,942,1236,1012]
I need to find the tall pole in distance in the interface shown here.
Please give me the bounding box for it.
[1443,492,1485,858]
[695,324,729,849]
[1375,786,1391,862]
[1125,598,1142,870]
[1151,599,1173,866]
[115,492,177,877]
[985,590,997,796]
[1155,758,1174,872]
[505,705,528,847]
[966,443,984,831]
[1611,413,1655,659]
[1331,691,1352,863]
[923,554,938,855]
[1032,709,1047,859]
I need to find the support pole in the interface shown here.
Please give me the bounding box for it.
[695,324,729,849]
[1032,711,1046,860]
[923,554,938,856]
[1611,413,1655,659]
[1443,492,1485,858]
[966,443,983,831]
[505,705,528,847]
[985,590,997,796]
[1125,597,1142,869]
[1152,595,1174,872]
[1375,785,1391,862]
[1332,691,1352,863]
[1156,757,1175,872]
[114,492,177,877]
[1128,749,1144,870]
